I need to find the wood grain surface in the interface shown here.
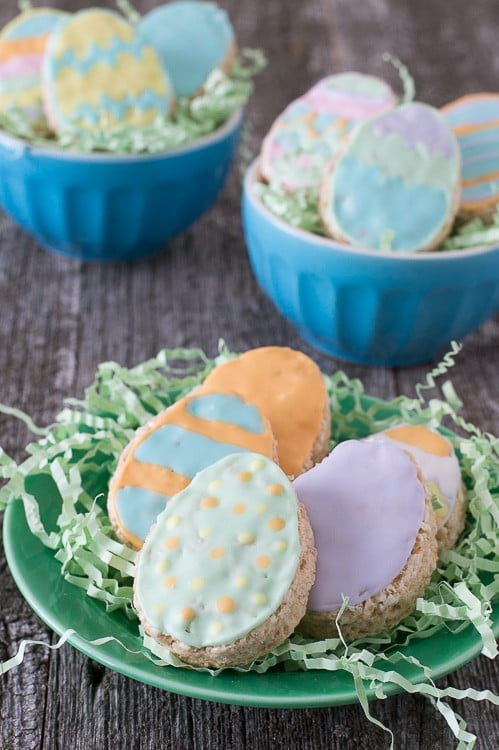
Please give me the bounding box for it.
[0,1,498,748]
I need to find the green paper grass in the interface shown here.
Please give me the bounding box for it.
[1,344,498,749]
[0,49,265,155]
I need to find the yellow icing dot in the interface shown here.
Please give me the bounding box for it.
[155,559,170,573]
[255,502,268,515]
[210,621,224,635]
[232,503,247,515]
[256,555,271,569]
[250,458,265,471]
[153,603,165,614]
[268,517,286,532]
[253,592,267,605]
[199,526,213,539]
[217,596,236,614]
[237,531,255,545]
[180,607,196,622]
[208,479,222,491]
[164,536,180,550]
[210,546,225,559]
[166,514,181,529]
[200,496,219,509]
[234,576,248,588]
[274,540,288,552]
[238,471,253,482]
[163,576,176,588]
[190,577,205,590]
[267,483,284,496]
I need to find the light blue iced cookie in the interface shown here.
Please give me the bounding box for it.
[320,102,461,252]
[138,1,235,99]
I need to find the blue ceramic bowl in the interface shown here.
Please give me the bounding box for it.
[0,110,242,261]
[243,160,499,366]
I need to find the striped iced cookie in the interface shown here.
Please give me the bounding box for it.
[199,346,330,478]
[134,452,316,668]
[260,73,396,193]
[367,424,467,550]
[320,102,461,252]
[42,8,174,133]
[139,1,236,99]
[108,390,276,549]
[0,7,67,120]
[442,93,499,221]
[294,439,438,640]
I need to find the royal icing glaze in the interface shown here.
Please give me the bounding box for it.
[293,439,425,611]
[108,391,274,548]
[42,9,173,132]
[0,9,67,118]
[135,452,301,648]
[321,102,461,252]
[139,1,235,99]
[442,94,499,215]
[368,424,461,525]
[200,347,328,477]
[260,73,396,193]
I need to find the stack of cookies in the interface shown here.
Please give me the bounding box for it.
[106,346,467,668]
[257,72,499,252]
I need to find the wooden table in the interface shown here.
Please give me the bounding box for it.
[1,1,498,748]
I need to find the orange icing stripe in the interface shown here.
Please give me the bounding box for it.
[453,119,499,136]
[384,425,451,457]
[461,194,499,210]
[462,169,499,188]
[200,347,328,476]
[119,462,190,496]
[0,36,48,61]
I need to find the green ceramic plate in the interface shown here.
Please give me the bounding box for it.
[4,481,499,708]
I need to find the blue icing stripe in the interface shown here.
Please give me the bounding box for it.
[314,113,336,133]
[71,91,168,125]
[51,37,152,77]
[445,99,499,127]
[3,13,64,40]
[463,181,499,201]
[139,1,233,98]
[334,154,447,251]
[135,424,252,477]
[462,152,499,180]
[186,394,264,433]
[116,486,169,543]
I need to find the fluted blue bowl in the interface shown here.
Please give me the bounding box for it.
[243,160,499,366]
[0,110,242,262]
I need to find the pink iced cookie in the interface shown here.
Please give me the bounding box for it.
[259,72,396,193]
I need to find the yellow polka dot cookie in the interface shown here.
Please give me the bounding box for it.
[108,390,276,549]
[200,347,330,477]
[134,452,316,668]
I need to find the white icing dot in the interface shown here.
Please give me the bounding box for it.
[208,479,222,491]
[237,531,256,545]
[199,526,213,539]
[253,592,267,605]
[155,559,171,573]
[274,540,288,552]
[166,515,181,529]
[210,622,224,635]
[190,577,205,591]
[234,576,248,589]
[255,503,268,515]
[250,458,265,471]
[153,603,165,614]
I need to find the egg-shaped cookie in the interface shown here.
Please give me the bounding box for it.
[42,8,174,133]
[134,452,316,668]
[108,390,276,549]
[199,346,330,477]
[0,7,67,120]
[368,424,466,550]
[320,102,461,252]
[442,93,499,221]
[138,1,236,99]
[260,73,396,193]
[294,439,438,640]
